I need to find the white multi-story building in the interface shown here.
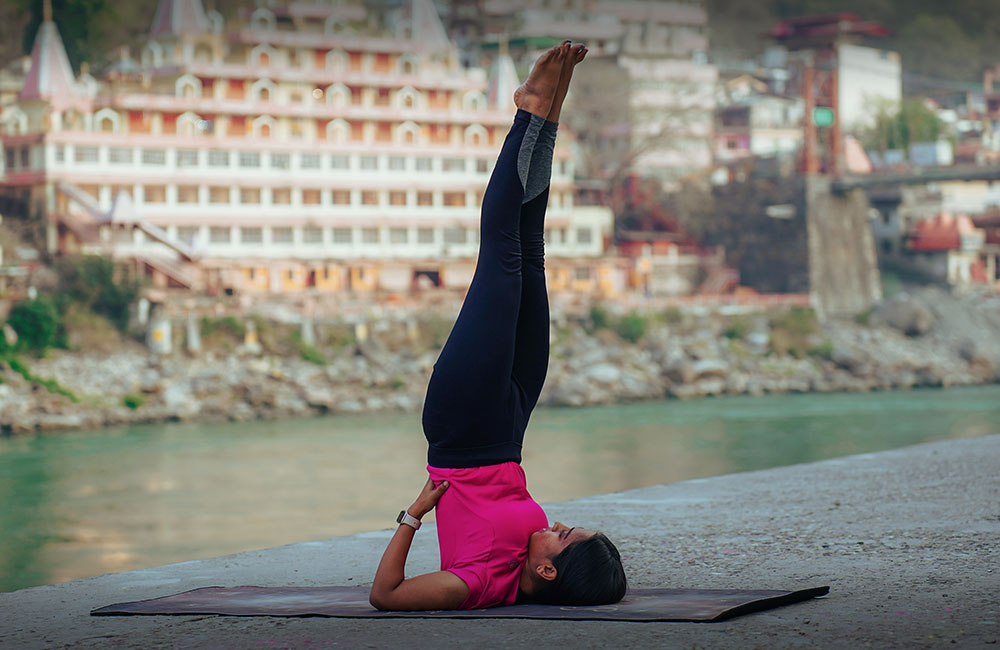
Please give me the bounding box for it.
[0,0,613,294]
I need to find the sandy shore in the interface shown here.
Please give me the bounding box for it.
[1,434,997,649]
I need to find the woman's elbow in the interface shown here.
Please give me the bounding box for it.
[368,588,390,611]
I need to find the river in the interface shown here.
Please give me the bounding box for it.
[2,385,999,593]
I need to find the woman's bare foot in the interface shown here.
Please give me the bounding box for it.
[513,42,568,118]
[546,42,587,123]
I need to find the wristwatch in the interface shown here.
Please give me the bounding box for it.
[396,510,422,530]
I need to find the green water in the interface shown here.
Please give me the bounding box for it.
[2,385,999,593]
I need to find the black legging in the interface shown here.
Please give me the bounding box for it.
[422,109,557,468]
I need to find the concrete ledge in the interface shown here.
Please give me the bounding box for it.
[2,435,998,649]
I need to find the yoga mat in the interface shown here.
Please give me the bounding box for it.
[91,585,829,622]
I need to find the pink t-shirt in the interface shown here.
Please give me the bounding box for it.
[427,462,548,610]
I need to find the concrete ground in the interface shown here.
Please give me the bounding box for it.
[2,434,998,650]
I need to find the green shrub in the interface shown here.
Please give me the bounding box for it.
[590,304,611,330]
[663,307,683,324]
[389,376,407,389]
[200,316,245,339]
[616,312,647,343]
[7,297,63,353]
[56,256,139,332]
[723,315,752,340]
[807,339,835,360]
[123,394,145,409]
[298,343,327,365]
[5,356,78,402]
[855,309,873,326]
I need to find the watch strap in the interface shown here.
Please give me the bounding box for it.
[396,510,422,530]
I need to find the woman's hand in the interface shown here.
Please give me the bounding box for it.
[407,477,449,519]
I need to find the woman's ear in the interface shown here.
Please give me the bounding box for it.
[535,561,557,582]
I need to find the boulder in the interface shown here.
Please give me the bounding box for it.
[873,295,935,336]
[584,363,622,384]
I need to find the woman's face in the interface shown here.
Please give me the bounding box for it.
[528,521,594,558]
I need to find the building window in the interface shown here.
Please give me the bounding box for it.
[388,156,406,171]
[240,187,261,204]
[302,189,322,205]
[559,160,569,175]
[390,227,408,243]
[360,155,379,170]
[332,227,352,243]
[272,188,291,204]
[143,185,167,203]
[210,226,231,243]
[239,152,261,168]
[417,191,433,206]
[361,227,379,243]
[361,190,379,206]
[177,185,199,203]
[209,186,230,203]
[19,147,29,168]
[142,149,166,165]
[330,154,349,169]
[303,226,323,244]
[74,146,99,163]
[576,227,592,244]
[54,145,65,163]
[270,153,290,169]
[443,157,465,172]
[443,191,466,207]
[241,226,263,243]
[417,227,434,243]
[5,149,14,169]
[208,150,230,167]
[444,226,466,244]
[272,226,293,243]
[415,157,432,171]
[109,147,134,164]
[389,191,407,206]
[177,149,198,167]
[300,153,321,169]
[574,267,592,280]
[476,158,489,173]
[177,226,200,243]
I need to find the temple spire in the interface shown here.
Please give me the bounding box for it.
[150,0,209,38]
[18,4,81,108]
[410,0,451,53]
[486,48,519,112]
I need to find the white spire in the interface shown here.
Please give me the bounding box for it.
[487,49,519,112]
[150,0,209,38]
[18,13,81,108]
[410,0,451,53]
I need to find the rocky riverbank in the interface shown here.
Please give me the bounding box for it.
[2,286,999,434]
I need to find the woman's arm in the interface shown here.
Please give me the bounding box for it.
[369,477,470,611]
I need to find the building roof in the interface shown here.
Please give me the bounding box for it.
[486,51,518,112]
[409,0,451,53]
[18,20,81,108]
[150,0,209,38]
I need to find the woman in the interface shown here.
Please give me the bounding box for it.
[369,41,627,612]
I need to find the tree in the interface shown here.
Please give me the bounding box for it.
[863,98,946,153]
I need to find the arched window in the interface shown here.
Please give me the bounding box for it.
[250,44,277,68]
[326,118,350,144]
[141,41,163,68]
[177,112,202,137]
[175,74,202,99]
[252,115,276,139]
[464,124,487,147]
[0,108,28,136]
[250,79,276,103]
[396,55,418,76]
[324,82,350,108]
[249,8,276,32]
[395,121,421,145]
[462,90,486,111]
[325,50,348,73]
[206,10,224,33]
[395,86,421,110]
[94,108,121,133]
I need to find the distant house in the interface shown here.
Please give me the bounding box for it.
[714,75,804,163]
[904,213,993,286]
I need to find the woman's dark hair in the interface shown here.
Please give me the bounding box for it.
[529,532,627,606]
